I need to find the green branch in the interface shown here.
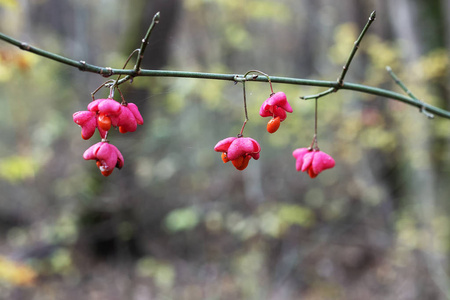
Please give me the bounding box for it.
[0,11,449,119]
[386,66,435,118]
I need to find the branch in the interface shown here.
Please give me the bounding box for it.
[0,11,449,120]
[386,66,435,119]
[113,11,161,86]
[301,10,376,100]
[135,12,160,73]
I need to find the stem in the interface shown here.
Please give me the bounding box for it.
[242,70,274,95]
[111,48,140,89]
[309,98,319,150]
[386,66,434,119]
[239,81,249,137]
[315,98,318,137]
[302,87,335,100]
[117,87,126,104]
[135,12,160,74]
[110,12,160,87]
[301,10,376,100]
[91,79,115,100]
[1,25,450,119]
[109,85,115,98]
[338,11,376,86]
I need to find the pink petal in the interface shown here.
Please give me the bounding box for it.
[268,92,292,113]
[262,102,273,113]
[301,151,315,172]
[87,99,104,112]
[214,137,237,152]
[127,103,144,125]
[266,92,285,106]
[250,152,260,160]
[98,99,121,115]
[259,92,293,119]
[312,151,335,174]
[73,111,95,125]
[106,143,124,169]
[110,114,120,127]
[73,111,97,140]
[83,142,102,160]
[227,137,260,161]
[114,146,124,169]
[273,106,287,121]
[96,143,118,171]
[250,138,261,153]
[81,124,96,140]
[117,106,137,133]
[259,100,272,117]
[259,109,272,118]
[292,148,310,171]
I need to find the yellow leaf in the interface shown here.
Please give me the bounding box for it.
[0,0,18,9]
[0,256,37,286]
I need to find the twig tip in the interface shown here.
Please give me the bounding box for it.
[154,12,160,23]
[370,10,376,20]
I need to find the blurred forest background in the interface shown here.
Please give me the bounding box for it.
[0,0,449,299]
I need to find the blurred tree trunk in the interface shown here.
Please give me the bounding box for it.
[386,0,450,298]
[116,0,180,189]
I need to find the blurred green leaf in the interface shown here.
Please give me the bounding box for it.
[136,257,175,289]
[0,156,38,183]
[277,204,315,227]
[164,207,199,233]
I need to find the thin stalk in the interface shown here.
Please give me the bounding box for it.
[386,66,434,119]
[338,10,376,86]
[110,12,160,87]
[117,87,126,104]
[314,98,318,145]
[91,79,115,100]
[309,98,319,150]
[239,81,249,137]
[242,70,274,95]
[134,12,160,74]
[111,48,140,89]
[301,10,376,100]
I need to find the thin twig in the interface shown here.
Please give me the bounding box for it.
[338,11,376,86]
[91,79,115,100]
[110,11,161,87]
[242,70,274,95]
[309,98,319,150]
[301,11,376,100]
[314,98,319,149]
[110,48,140,89]
[386,66,434,119]
[134,12,160,74]
[239,81,249,137]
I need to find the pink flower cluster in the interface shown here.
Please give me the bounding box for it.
[292,148,335,178]
[259,92,293,133]
[73,98,143,139]
[214,137,261,171]
[83,141,124,177]
[73,98,143,176]
[214,91,292,171]
[214,89,336,177]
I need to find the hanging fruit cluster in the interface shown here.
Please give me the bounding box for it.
[213,70,335,178]
[73,87,144,176]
